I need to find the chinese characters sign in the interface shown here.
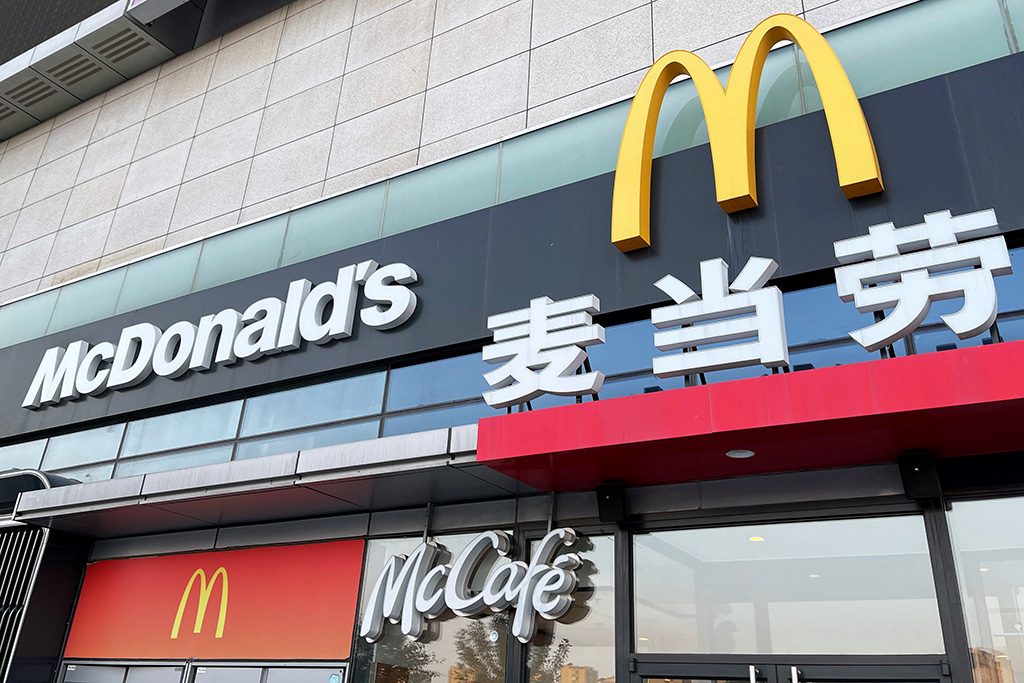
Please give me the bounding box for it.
[483,208,1013,407]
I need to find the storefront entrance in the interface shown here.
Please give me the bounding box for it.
[635,660,946,683]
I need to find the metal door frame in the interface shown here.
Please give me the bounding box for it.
[632,656,948,683]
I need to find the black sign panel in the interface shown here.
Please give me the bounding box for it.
[1,51,1023,441]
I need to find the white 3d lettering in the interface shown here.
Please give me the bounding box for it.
[359,528,581,644]
[23,260,418,409]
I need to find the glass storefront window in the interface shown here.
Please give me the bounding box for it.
[634,516,945,655]
[42,423,125,471]
[115,244,202,315]
[527,535,615,683]
[783,284,875,347]
[235,419,379,460]
[497,101,630,204]
[114,445,235,478]
[383,401,493,437]
[0,438,46,470]
[387,354,491,412]
[48,268,126,334]
[281,184,385,268]
[192,215,288,292]
[383,146,500,236]
[803,0,1010,106]
[949,496,1024,683]
[354,534,511,683]
[121,401,243,457]
[54,462,115,484]
[241,371,386,436]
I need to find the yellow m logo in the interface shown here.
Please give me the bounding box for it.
[171,567,228,639]
[612,13,883,252]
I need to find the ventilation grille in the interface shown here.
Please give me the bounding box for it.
[0,527,44,682]
[89,26,152,65]
[0,102,16,125]
[2,76,59,111]
[44,52,104,89]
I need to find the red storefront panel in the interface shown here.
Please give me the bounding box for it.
[477,341,1024,491]
[64,540,364,660]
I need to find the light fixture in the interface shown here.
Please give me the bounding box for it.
[997,655,1008,659]
[809,574,820,578]
[639,637,650,642]
[980,567,991,572]
[727,449,755,459]
[748,536,765,542]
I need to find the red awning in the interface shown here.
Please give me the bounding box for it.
[477,340,1024,491]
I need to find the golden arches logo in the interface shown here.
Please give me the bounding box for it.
[611,13,883,252]
[171,567,228,639]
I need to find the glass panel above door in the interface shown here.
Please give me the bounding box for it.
[633,516,945,655]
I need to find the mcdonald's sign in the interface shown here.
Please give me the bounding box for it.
[64,540,364,661]
[612,14,883,252]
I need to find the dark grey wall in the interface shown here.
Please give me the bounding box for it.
[2,50,1024,442]
[0,0,115,65]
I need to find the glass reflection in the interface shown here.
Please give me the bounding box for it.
[0,439,46,470]
[383,402,493,437]
[527,535,615,683]
[114,445,234,478]
[354,534,510,683]
[634,516,944,655]
[949,497,1024,683]
[42,423,125,471]
[235,419,379,460]
[241,371,386,436]
[387,354,491,412]
[122,401,242,457]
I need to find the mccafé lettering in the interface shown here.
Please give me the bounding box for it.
[23,260,418,409]
[360,528,581,644]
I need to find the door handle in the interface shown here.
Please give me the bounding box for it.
[749,665,758,683]
[791,667,802,683]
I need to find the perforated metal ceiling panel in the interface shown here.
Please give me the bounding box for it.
[32,27,125,102]
[0,100,39,140]
[78,13,175,80]
[0,69,78,123]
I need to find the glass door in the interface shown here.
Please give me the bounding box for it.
[636,662,944,683]
[630,515,953,683]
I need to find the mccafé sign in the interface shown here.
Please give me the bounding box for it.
[23,260,417,408]
[361,528,581,644]
[64,541,364,660]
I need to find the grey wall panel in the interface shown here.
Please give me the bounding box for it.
[367,508,427,537]
[215,513,370,548]
[90,528,217,560]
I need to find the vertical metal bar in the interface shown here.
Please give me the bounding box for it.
[923,500,973,683]
[614,525,633,683]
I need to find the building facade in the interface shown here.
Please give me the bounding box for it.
[0,1,1023,683]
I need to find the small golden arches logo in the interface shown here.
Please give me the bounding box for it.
[171,567,228,639]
